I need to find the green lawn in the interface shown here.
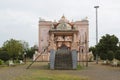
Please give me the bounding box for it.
[14,62,88,80]
[15,70,88,80]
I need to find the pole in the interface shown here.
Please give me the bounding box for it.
[94,6,99,64]
[85,32,88,67]
[24,52,26,64]
[86,42,88,67]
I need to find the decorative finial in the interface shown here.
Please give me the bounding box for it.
[59,14,69,23]
[62,14,65,18]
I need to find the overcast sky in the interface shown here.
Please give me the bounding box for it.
[0,0,120,47]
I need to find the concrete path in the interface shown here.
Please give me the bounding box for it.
[73,62,120,80]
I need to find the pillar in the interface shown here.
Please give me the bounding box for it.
[71,49,77,69]
[50,49,56,69]
[74,33,77,42]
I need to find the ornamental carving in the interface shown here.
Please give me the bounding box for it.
[57,23,72,30]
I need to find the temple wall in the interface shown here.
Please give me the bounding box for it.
[38,21,51,52]
[35,16,89,62]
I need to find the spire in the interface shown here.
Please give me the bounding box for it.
[61,14,65,19]
[59,15,69,23]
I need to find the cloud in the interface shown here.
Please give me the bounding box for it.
[0,9,38,47]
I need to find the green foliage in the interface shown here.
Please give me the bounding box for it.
[2,39,28,60]
[26,45,37,58]
[77,65,84,70]
[2,39,24,60]
[20,40,29,51]
[89,47,96,60]
[26,49,34,58]
[14,59,20,63]
[18,54,24,60]
[0,51,10,62]
[97,34,118,54]
[115,50,120,60]
[5,60,9,65]
[0,47,2,51]
[107,51,114,61]
[36,75,87,80]
[100,53,107,60]
[0,59,4,65]
[95,34,119,60]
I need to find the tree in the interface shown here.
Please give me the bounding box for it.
[0,51,10,62]
[100,53,107,60]
[26,45,38,58]
[115,50,120,60]
[96,34,119,60]
[89,47,96,60]
[107,51,114,61]
[20,40,29,52]
[0,47,2,51]
[2,39,24,60]
[26,49,35,58]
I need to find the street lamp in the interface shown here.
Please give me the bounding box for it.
[94,6,99,64]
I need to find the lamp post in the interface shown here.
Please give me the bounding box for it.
[94,6,99,64]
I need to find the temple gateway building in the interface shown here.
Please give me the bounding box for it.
[33,16,89,69]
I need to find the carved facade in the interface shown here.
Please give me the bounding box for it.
[33,16,89,62]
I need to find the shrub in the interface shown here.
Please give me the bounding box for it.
[100,53,107,60]
[115,50,120,60]
[107,51,114,61]
[5,60,9,65]
[0,51,10,62]
[0,59,4,65]
[14,59,19,63]
[18,54,23,60]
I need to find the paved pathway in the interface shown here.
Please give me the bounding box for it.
[72,62,120,80]
[0,62,119,80]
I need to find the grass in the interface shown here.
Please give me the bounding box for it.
[15,70,88,80]
[77,64,84,70]
[35,74,87,80]
[14,62,88,80]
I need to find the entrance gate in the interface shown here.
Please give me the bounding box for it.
[55,45,72,69]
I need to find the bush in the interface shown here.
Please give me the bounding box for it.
[107,51,114,61]
[5,60,9,65]
[14,59,19,63]
[115,50,120,60]
[100,53,107,60]
[18,54,23,60]
[0,59,4,65]
[0,51,10,62]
